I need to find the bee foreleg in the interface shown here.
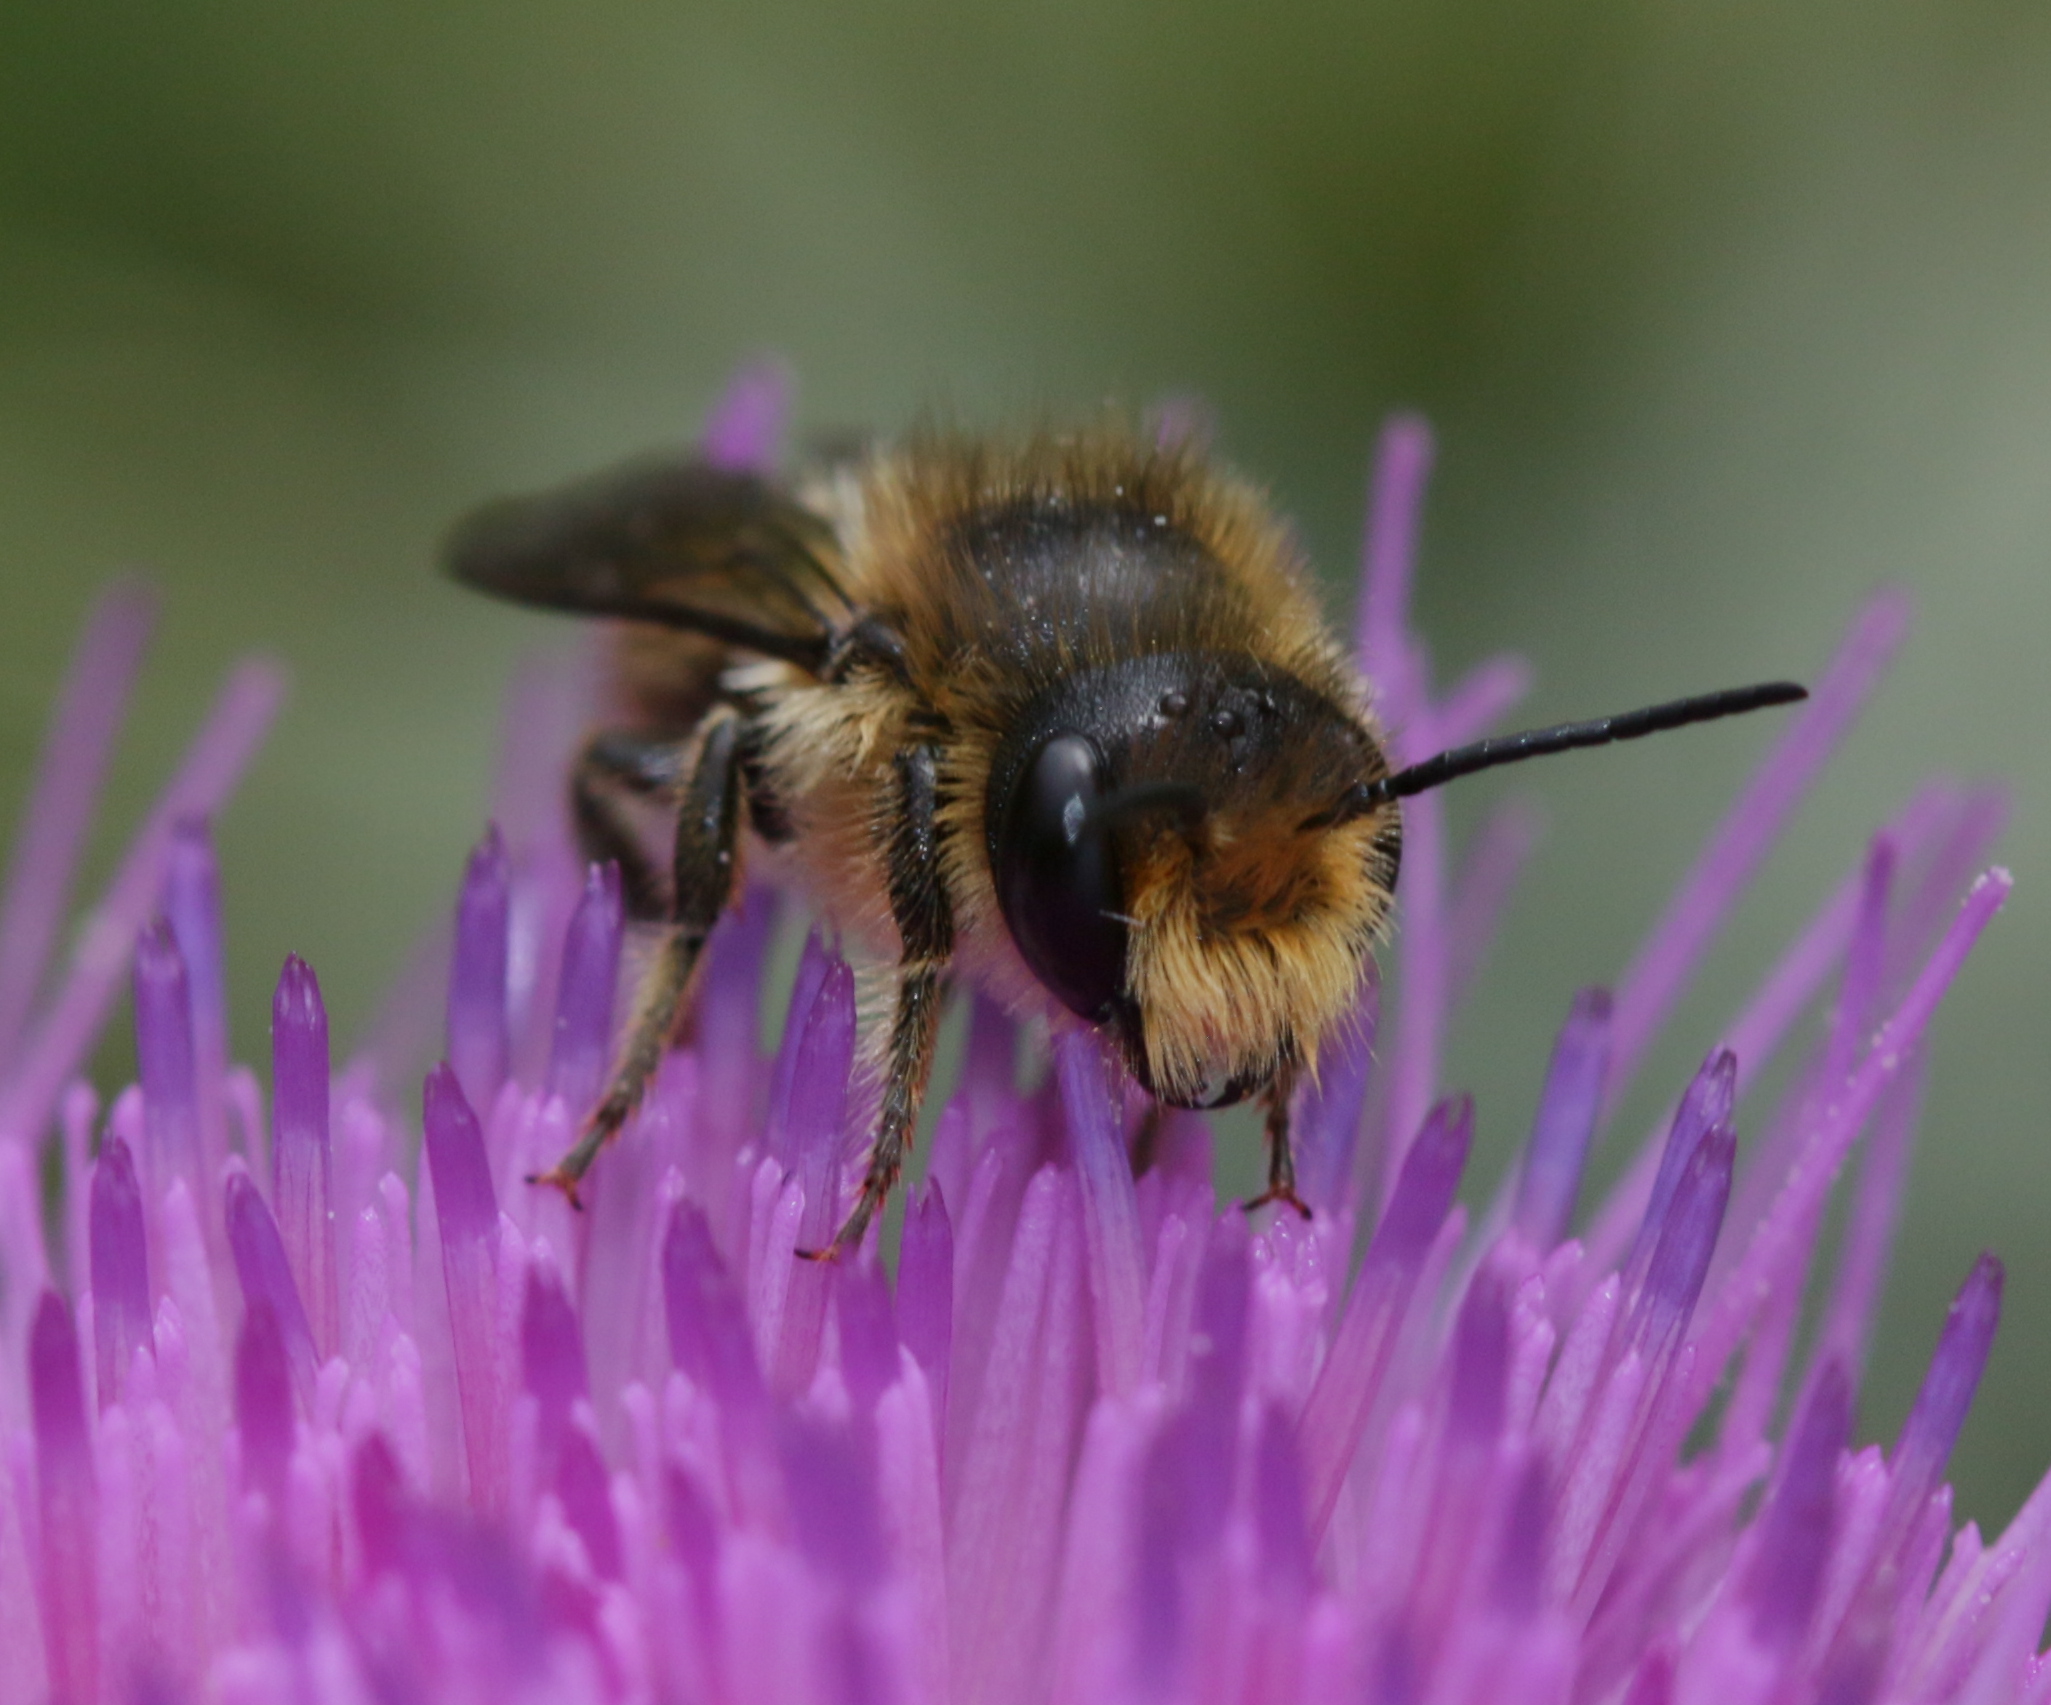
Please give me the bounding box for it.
[1243,1061,1313,1220]
[572,730,691,922]
[804,742,953,1259]
[536,705,744,1205]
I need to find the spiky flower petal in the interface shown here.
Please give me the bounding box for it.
[0,370,2034,1705]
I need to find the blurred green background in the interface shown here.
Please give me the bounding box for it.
[2,1,2048,1519]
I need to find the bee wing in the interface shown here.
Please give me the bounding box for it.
[443,457,855,671]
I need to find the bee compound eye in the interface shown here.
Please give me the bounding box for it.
[994,733,1129,1025]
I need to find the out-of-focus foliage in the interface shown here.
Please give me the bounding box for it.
[2,0,2048,1519]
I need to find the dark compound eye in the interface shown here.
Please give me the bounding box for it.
[993,732,1128,1023]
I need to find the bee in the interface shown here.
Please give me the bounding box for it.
[445,424,1803,1256]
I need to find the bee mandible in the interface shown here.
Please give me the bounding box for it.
[445,426,1803,1256]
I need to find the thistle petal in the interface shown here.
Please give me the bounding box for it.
[448,826,511,1116]
[546,863,622,1116]
[1515,987,1613,1249]
[88,1136,150,1407]
[0,418,2031,1705]
[270,953,336,1355]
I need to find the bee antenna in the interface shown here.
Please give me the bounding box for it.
[1354,680,1809,809]
[1082,781,1207,836]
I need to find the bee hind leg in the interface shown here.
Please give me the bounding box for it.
[536,706,745,1205]
[572,729,690,921]
[1242,1062,1313,1220]
[800,743,953,1261]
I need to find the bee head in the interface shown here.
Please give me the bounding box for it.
[986,654,1401,1107]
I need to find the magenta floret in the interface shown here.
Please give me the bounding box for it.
[0,365,2036,1704]
[548,862,623,1112]
[448,825,512,1116]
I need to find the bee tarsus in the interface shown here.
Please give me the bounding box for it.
[1241,1186,1314,1221]
[1245,1063,1314,1220]
[526,1166,586,1212]
[821,743,956,1256]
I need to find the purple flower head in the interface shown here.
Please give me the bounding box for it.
[0,368,2038,1705]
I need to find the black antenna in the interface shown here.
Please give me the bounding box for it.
[1357,680,1808,809]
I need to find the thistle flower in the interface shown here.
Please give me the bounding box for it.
[0,369,2039,1705]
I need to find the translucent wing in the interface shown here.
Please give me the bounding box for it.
[443,457,855,672]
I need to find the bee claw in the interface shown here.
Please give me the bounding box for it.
[793,1243,838,1264]
[529,1166,587,1212]
[1242,1184,1313,1221]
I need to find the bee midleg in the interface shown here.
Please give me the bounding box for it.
[808,741,954,1259]
[1244,1060,1313,1219]
[572,730,690,921]
[535,704,745,1205]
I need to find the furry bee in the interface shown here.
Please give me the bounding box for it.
[446,425,1802,1255]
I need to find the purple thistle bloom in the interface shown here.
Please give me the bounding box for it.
[0,362,2040,1705]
